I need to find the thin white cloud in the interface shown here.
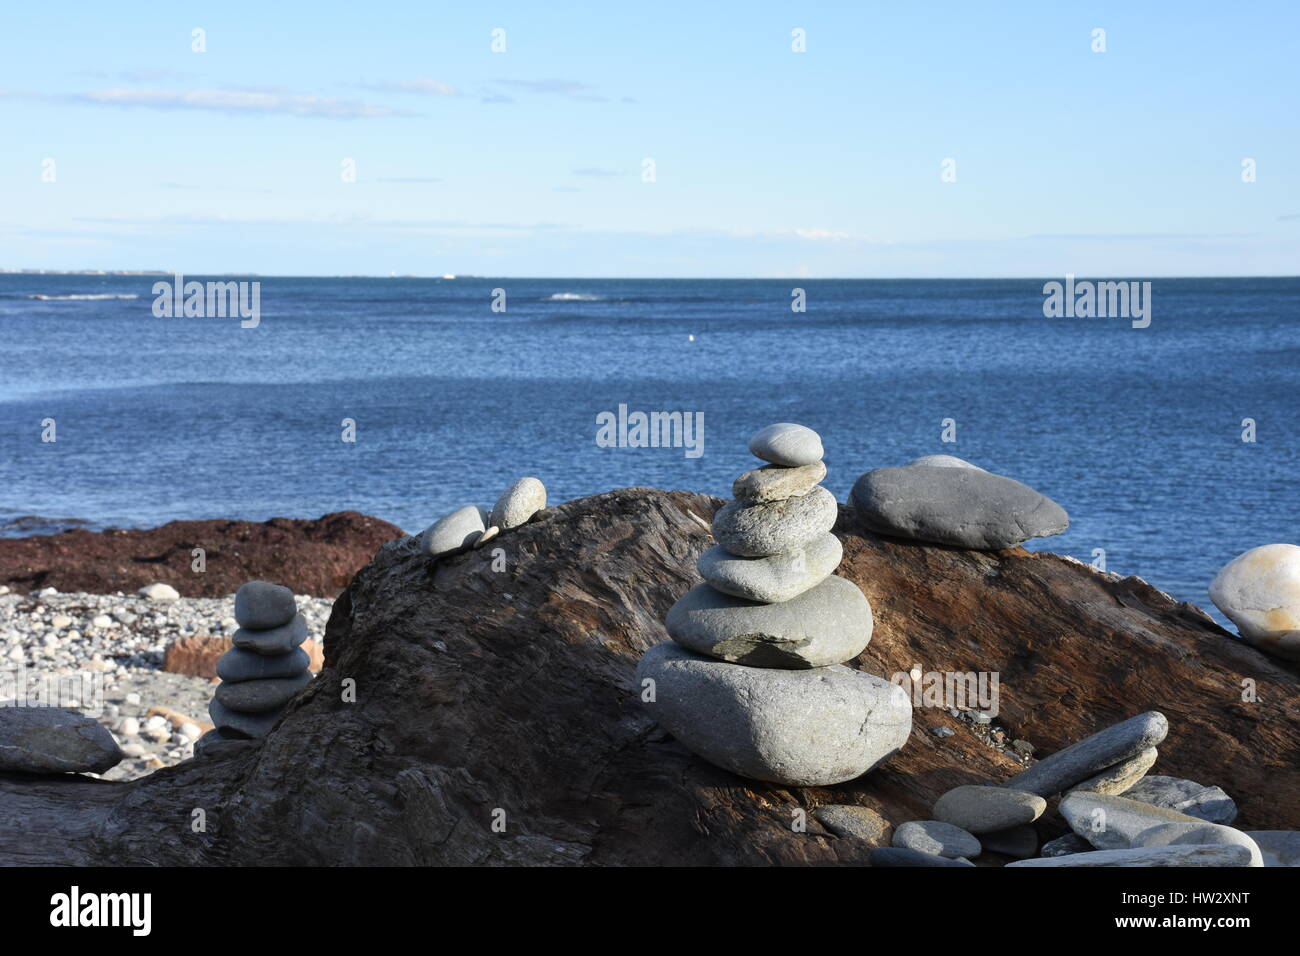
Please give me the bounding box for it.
[0,87,417,119]
[493,78,607,101]
[359,78,459,97]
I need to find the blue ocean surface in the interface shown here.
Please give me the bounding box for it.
[1,274,1297,625]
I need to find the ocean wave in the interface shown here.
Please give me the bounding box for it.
[28,293,141,301]
[545,292,605,302]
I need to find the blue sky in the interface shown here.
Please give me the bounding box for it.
[1,1,1297,277]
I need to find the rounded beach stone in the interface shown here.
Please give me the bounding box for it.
[215,671,313,713]
[635,641,912,787]
[208,699,287,739]
[490,477,547,530]
[1130,822,1263,867]
[933,785,1046,833]
[138,583,180,601]
[1246,831,1300,867]
[814,805,890,842]
[666,575,871,668]
[850,464,1068,550]
[1059,791,1204,850]
[421,505,489,560]
[892,820,981,859]
[909,454,983,470]
[732,461,827,505]
[1209,543,1300,660]
[0,706,123,774]
[979,825,1039,859]
[747,423,824,467]
[217,645,312,683]
[232,613,309,656]
[233,580,297,630]
[473,526,500,548]
[711,485,838,558]
[1121,775,1237,825]
[870,847,975,867]
[696,533,842,604]
[1007,844,1253,867]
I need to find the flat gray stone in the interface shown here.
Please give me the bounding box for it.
[233,580,296,630]
[193,728,250,757]
[1132,822,1263,867]
[909,454,983,470]
[814,805,889,842]
[712,486,838,558]
[1245,831,1300,866]
[850,464,1068,550]
[217,645,312,684]
[733,461,827,504]
[979,825,1039,859]
[214,671,313,713]
[636,641,912,787]
[698,533,842,604]
[421,505,489,560]
[1122,775,1238,824]
[933,785,1046,833]
[208,699,288,739]
[1002,711,1168,796]
[232,613,309,656]
[666,575,871,668]
[747,423,823,467]
[489,477,546,530]
[1008,844,1254,867]
[1041,832,1093,857]
[870,847,975,867]
[1066,746,1158,796]
[0,706,123,774]
[893,820,981,858]
[1060,792,1204,850]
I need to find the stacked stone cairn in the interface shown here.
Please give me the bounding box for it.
[636,423,911,787]
[203,581,313,746]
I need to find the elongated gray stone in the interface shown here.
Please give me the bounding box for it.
[1041,832,1092,857]
[215,671,313,713]
[870,847,975,867]
[850,464,1068,550]
[635,642,911,787]
[1122,775,1238,825]
[217,645,311,683]
[1007,844,1253,867]
[748,423,823,467]
[490,477,546,530]
[733,461,827,504]
[933,785,1046,833]
[232,613,309,657]
[893,820,981,858]
[1246,831,1300,866]
[1133,822,1263,867]
[814,805,889,842]
[697,533,842,604]
[1002,711,1168,796]
[712,486,838,558]
[666,575,871,668]
[233,580,297,630]
[1066,746,1158,795]
[1060,792,1204,850]
[0,706,123,774]
[980,825,1039,859]
[421,505,489,560]
[208,699,287,739]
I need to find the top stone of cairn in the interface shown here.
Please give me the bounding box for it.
[747,423,823,468]
[233,580,297,630]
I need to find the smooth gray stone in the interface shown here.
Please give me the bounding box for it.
[1041,833,1093,857]
[870,847,974,867]
[666,575,871,668]
[893,820,981,858]
[420,505,489,560]
[850,464,1068,550]
[215,671,313,713]
[0,706,123,774]
[208,699,288,739]
[909,454,983,470]
[1209,544,1300,660]
[1060,792,1204,850]
[489,477,546,530]
[635,642,912,787]
[217,645,312,684]
[733,461,827,504]
[1122,775,1238,824]
[1008,845,1254,867]
[193,728,251,757]
[697,533,842,604]
[933,785,1046,833]
[1133,822,1263,867]
[1245,831,1300,867]
[712,486,838,558]
[233,580,296,630]
[232,613,309,656]
[814,805,889,842]
[747,423,823,467]
[1066,747,1158,796]
[980,825,1039,859]
[1002,711,1168,796]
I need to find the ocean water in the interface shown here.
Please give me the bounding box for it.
[1,274,1297,624]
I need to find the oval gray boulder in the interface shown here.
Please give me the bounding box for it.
[697,533,842,604]
[421,505,489,560]
[666,575,871,668]
[489,477,546,530]
[217,645,312,684]
[233,580,297,630]
[232,613,309,656]
[215,671,313,713]
[635,642,912,786]
[747,423,824,467]
[893,820,981,858]
[0,706,123,774]
[1132,822,1263,867]
[208,699,287,739]
[733,461,827,505]
[712,485,838,558]
[933,785,1046,833]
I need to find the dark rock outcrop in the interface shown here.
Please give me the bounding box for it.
[0,488,1296,865]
